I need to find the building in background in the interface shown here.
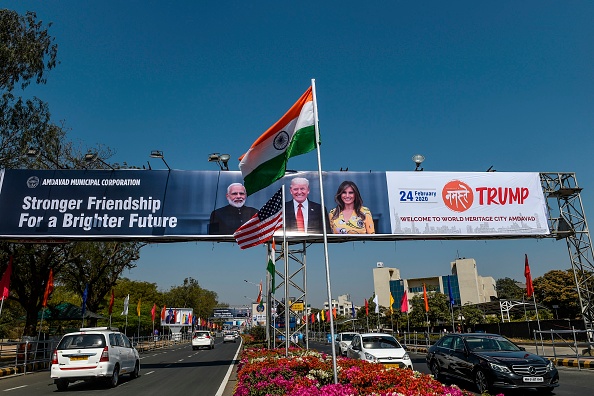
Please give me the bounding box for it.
[324,294,360,316]
[373,258,497,312]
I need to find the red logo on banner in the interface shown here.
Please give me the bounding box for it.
[442,180,474,212]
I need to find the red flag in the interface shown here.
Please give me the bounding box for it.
[161,305,166,321]
[400,290,409,313]
[365,299,369,316]
[108,289,115,315]
[423,283,429,312]
[233,189,283,249]
[151,303,157,321]
[42,269,54,307]
[326,310,330,322]
[0,256,13,300]
[524,254,534,297]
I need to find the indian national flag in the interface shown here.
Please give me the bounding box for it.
[239,86,316,195]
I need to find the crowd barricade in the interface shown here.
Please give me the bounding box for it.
[0,332,192,377]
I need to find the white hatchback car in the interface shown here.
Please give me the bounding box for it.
[335,332,357,356]
[346,333,413,369]
[223,331,236,343]
[192,330,215,350]
[51,327,140,391]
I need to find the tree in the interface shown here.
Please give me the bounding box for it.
[58,242,144,324]
[0,10,58,92]
[496,277,525,300]
[534,269,582,319]
[0,10,137,337]
[164,277,219,321]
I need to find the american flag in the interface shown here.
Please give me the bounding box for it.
[233,188,283,249]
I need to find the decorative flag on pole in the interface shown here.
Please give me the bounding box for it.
[81,284,88,317]
[351,302,356,318]
[373,295,379,314]
[423,284,429,312]
[267,240,276,291]
[0,256,13,300]
[121,294,129,316]
[151,303,157,321]
[108,289,115,315]
[400,290,409,313]
[316,312,320,322]
[365,298,369,316]
[233,188,283,249]
[332,307,337,319]
[321,309,325,322]
[256,281,262,304]
[447,275,455,306]
[524,254,534,297]
[137,298,142,316]
[42,269,54,308]
[389,293,395,314]
[239,86,316,195]
[161,305,166,321]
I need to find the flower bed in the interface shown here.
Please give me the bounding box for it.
[234,347,485,396]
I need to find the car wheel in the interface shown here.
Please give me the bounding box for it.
[130,361,139,379]
[474,369,491,394]
[430,360,442,381]
[211,344,214,349]
[56,379,69,391]
[108,364,120,388]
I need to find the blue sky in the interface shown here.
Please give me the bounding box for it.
[5,2,594,308]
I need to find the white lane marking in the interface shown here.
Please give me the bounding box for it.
[144,370,155,375]
[4,385,28,391]
[215,338,242,396]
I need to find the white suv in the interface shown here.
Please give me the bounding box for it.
[191,330,215,350]
[51,327,140,391]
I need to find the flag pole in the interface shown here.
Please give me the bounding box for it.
[311,78,338,384]
[0,297,4,317]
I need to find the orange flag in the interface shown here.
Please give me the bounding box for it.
[42,269,54,307]
[423,283,429,312]
[108,289,115,315]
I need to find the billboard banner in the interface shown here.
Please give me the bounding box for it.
[387,172,549,236]
[160,307,193,327]
[0,169,549,240]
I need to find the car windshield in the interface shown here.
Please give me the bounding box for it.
[58,334,106,349]
[342,333,356,342]
[466,336,522,352]
[361,336,401,349]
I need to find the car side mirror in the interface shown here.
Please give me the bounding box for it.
[519,346,526,351]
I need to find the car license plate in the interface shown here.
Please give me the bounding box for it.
[69,356,87,361]
[523,377,544,383]
[383,363,400,369]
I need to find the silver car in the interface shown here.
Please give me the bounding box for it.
[51,327,140,391]
[346,333,413,369]
[335,332,357,356]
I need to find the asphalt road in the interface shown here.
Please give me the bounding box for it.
[2,339,593,396]
[309,341,594,396]
[0,338,240,396]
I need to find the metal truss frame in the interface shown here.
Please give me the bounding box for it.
[267,241,308,349]
[540,172,594,340]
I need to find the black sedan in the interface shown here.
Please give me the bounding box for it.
[426,333,559,394]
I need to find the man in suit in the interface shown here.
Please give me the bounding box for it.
[209,183,258,235]
[285,177,330,234]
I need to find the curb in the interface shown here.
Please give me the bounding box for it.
[551,357,594,369]
[0,361,50,378]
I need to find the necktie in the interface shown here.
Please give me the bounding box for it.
[296,203,304,232]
